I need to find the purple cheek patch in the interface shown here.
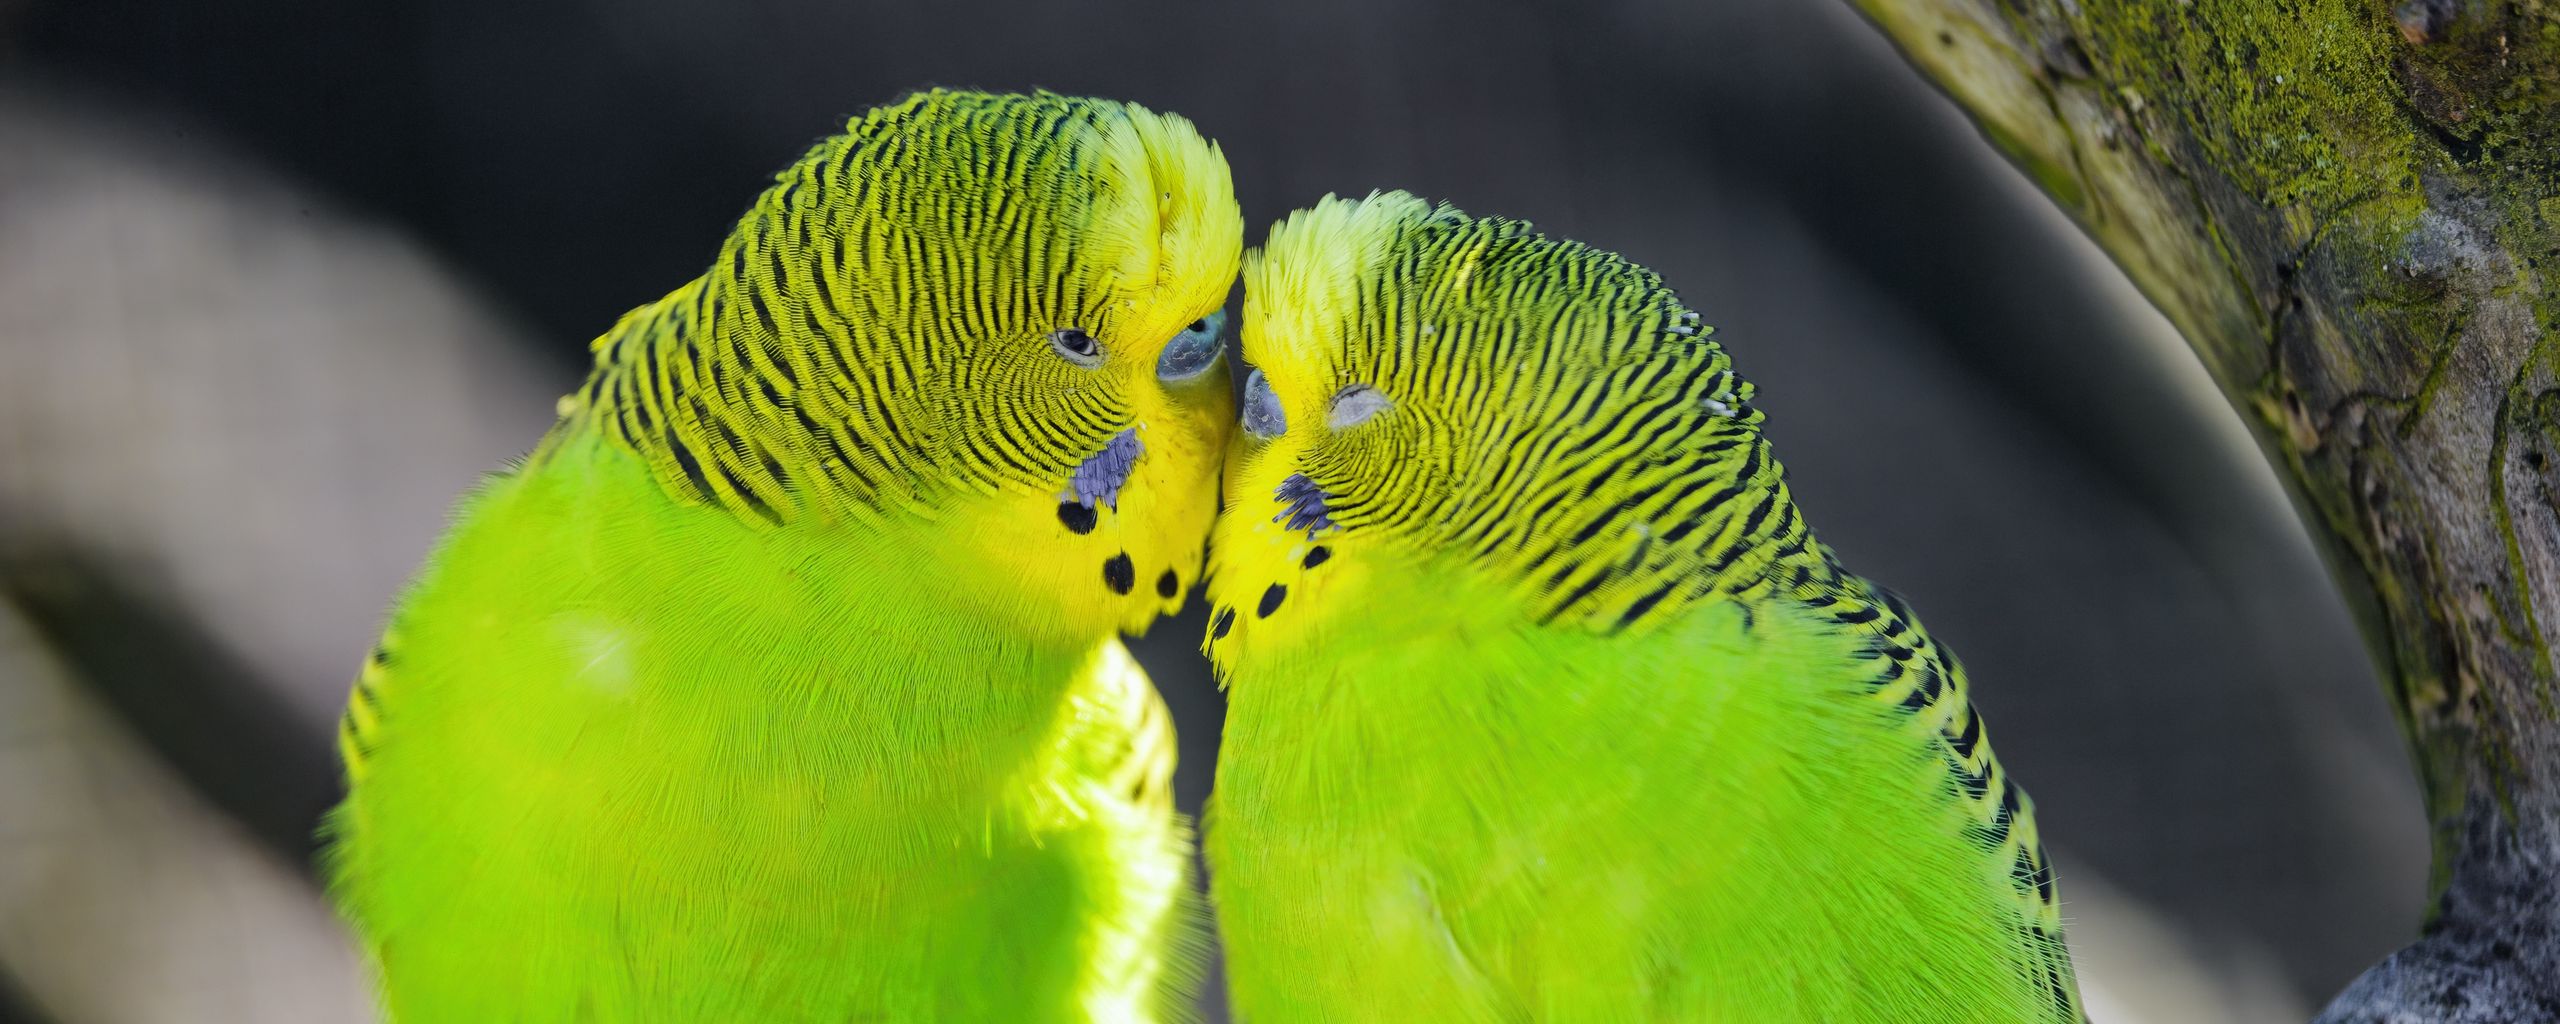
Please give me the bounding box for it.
[1273,473,1337,539]
[1065,428,1143,511]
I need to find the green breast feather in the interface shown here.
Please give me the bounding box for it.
[325,90,1240,1023]
[1204,191,2081,1023]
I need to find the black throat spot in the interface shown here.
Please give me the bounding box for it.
[1057,501,1098,534]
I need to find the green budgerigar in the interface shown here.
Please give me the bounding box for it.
[1203,193,2082,1022]
[325,90,1242,1022]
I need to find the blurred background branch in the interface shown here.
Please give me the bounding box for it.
[1843,0,2560,1018]
[0,83,558,1023]
[0,1,2450,1020]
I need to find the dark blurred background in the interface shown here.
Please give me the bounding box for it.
[0,2,2423,1021]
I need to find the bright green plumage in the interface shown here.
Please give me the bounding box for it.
[326,90,1242,1022]
[1204,193,2082,1022]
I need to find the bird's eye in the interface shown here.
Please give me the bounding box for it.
[1242,369,1287,438]
[1157,309,1226,381]
[1328,384,1391,428]
[1049,327,1104,368]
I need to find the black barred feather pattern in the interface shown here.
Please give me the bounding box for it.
[324,90,1240,1023]
[1220,191,2083,1021]
[336,632,396,784]
[1804,569,2082,1020]
[1242,200,1779,631]
[548,92,1207,527]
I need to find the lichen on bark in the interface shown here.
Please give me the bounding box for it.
[1845,0,2560,1018]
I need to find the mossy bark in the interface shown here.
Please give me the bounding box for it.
[1843,0,2560,1018]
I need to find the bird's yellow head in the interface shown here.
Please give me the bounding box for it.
[1206,192,1759,670]
[570,90,1241,640]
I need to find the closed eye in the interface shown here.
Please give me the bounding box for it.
[1328,384,1390,428]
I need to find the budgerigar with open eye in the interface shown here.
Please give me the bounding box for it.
[323,90,1241,1023]
[1203,192,2082,1023]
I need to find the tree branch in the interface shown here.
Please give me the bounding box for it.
[1842,0,2560,1018]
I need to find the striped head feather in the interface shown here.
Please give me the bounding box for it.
[1206,192,2085,1020]
[1208,191,1787,666]
[553,90,1242,638]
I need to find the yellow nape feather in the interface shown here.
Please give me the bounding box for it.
[1104,104,1244,334]
[1241,190,1439,407]
[328,90,1241,1023]
[1208,190,2083,1024]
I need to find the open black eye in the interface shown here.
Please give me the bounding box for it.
[1242,368,1287,438]
[1050,327,1103,368]
[1158,309,1226,381]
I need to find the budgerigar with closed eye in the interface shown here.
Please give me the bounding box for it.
[323,90,1241,1023]
[1203,192,2082,1023]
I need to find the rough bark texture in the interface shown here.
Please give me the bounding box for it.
[1844,0,2560,1018]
